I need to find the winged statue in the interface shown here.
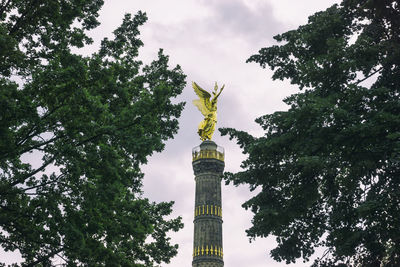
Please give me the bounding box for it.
[192,81,224,141]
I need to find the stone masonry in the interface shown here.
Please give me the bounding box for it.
[192,140,225,267]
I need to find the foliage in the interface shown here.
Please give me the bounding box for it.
[221,0,400,266]
[0,1,185,266]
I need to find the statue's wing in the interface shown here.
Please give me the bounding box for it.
[192,82,211,116]
[192,99,209,116]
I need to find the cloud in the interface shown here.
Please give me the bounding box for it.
[201,0,284,44]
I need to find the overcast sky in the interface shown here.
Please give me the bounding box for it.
[2,0,341,266]
[126,1,341,266]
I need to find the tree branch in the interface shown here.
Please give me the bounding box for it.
[6,117,141,188]
[9,0,40,37]
[74,116,141,147]
[23,248,63,267]
[9,155,56,187]
[15,102,67,149]
[354,67,383,85]
[20,173,65,192]
[18,134,64,156]
[1,133,65,161]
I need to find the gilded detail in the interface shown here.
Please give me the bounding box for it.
[192,81,224,141]
[193,245,223,258]
[192,149,225,162]
[194,205,222,218]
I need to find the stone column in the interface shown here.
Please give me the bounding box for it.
[192,140,225,267]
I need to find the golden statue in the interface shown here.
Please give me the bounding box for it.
[192,81,224,141]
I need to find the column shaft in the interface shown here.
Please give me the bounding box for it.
[192,141,224,267]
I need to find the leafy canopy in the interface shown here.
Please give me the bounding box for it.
[221,0,400,266]
[0,1,186,266]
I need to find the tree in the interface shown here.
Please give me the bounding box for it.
[221,0,400,266]
[0,1,185,266]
